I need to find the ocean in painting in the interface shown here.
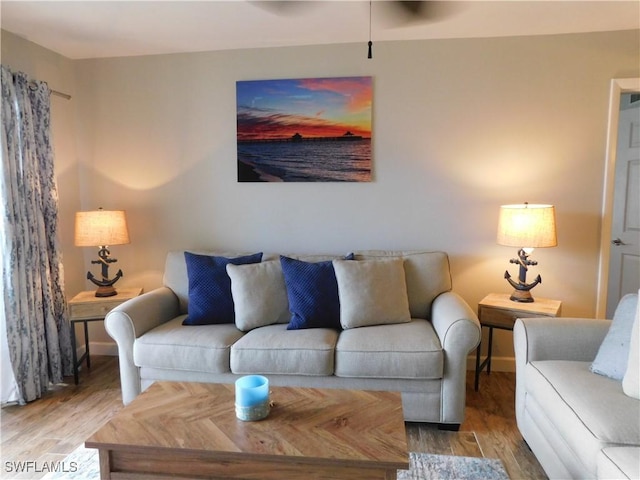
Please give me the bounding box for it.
[237,139,371,182]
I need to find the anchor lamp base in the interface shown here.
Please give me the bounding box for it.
[87,246,124,297]
[509,288,534,303]
[93,283,118,298]
[503,248,542,304]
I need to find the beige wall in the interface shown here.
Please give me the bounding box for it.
[3,29,640,365]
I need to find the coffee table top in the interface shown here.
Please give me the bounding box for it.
[86,381,408,471]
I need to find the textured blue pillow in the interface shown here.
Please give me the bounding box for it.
[591,293,638,380]
[280,254,353,330]
[183,252,263,325]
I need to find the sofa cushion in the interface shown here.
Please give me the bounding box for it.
[134,316,244,373]
[226,260,289,331]
[182,251,263,326]
[333,258,411,329]
[598,447,640,480]
[230,324,338,376]
[355,251,451,320]
[280,255,350,330]
[591,293,638,380]
[165,250,452,320]
[526,360,640,475]
[335,319,443,379]
[623,292,640,399]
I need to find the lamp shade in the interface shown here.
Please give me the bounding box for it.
[74,210,130,247]
[497,204,557,248]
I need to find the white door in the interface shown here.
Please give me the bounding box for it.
[606,93,640,318]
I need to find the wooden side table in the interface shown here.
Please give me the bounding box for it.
[68,287,142,384]
[474,293,562,391]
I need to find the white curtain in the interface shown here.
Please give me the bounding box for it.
[0,65,72,405]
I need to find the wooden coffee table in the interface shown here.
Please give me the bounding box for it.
[86,381,408,479]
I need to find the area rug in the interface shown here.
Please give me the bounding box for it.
[44,446,510,479]
[397,452,510,480]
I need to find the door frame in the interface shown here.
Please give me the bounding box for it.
[596,77,640,318]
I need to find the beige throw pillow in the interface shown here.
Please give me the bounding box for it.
[333,258,411,329]
[226,261,289,332]
[622,292,640,399]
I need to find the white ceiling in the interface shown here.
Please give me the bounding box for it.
[1,1,639,60]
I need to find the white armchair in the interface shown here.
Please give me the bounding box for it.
[513,294,639,479]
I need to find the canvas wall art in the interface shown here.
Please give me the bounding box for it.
[236,76,372,182]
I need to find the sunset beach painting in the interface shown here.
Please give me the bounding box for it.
[236,76,372,182]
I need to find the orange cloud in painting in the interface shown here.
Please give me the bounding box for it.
[299,77,372,114]
[236,76,372,141]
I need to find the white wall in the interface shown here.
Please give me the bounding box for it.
[4,29,640,364]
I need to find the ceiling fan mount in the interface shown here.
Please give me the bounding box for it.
[250,1,459,25]
[247,1,464,59]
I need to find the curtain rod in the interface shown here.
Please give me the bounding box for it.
[27,80,72,100]
[51,89,72,100]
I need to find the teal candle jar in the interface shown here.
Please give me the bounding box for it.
[235,375,270,421]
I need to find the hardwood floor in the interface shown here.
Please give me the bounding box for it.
[1,356,546,479]
[406,372,547,479]
[1,357,123,479]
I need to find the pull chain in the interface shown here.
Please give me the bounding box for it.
[368,0,373,59]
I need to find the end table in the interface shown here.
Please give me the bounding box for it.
[474,293,562,391]
[68,287,142,384]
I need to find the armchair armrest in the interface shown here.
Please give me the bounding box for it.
[513,317,610,425]
[105,287,180,404]
[431,291,481,425]
[514,317,610,365]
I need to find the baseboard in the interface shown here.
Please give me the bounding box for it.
[467,355,515,372]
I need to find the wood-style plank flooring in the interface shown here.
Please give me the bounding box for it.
[1,356,546,479]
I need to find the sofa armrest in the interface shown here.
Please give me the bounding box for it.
[105,287,180,404]
[513,317,610,426]
[514,317,610,365]
[431,291,481,425]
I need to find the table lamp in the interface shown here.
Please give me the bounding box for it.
[74,208,130,297]
[497,203,557,303]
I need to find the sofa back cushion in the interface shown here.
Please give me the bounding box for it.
[164,250,452,320]
[355,251,452,320]
[333,258,412,329]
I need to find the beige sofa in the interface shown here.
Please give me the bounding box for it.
[514,293,640,479]
[106,250,481,429]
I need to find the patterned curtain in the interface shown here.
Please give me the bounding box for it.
[0,65,72,404]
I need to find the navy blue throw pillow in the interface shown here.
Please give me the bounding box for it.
[183,252,263,326]
[280,254,353,330]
